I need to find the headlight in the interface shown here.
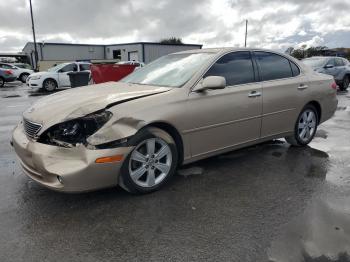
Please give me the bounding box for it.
[30,75,41,80]
[38,110,112,147]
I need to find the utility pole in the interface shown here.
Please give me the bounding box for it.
[29,0,39,71]
[244,19,248,48]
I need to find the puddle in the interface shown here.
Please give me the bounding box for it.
[268,198,350,262]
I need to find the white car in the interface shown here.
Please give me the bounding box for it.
[116,61,145,68]
[27,62,91,92]
[0,63,34,83]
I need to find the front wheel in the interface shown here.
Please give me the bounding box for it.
[43,79,57,92]
[119,127,178,194]
[19,73,29,83]
[285,104,318,146]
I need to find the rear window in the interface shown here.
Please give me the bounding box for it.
[254,52,293,81]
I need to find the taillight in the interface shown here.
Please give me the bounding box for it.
[5,70,12,75]
[331,82,337,90]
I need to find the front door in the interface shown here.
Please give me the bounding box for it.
[58,63,78,87]
[187,51,262,158]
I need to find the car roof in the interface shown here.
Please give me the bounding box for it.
[305,56,345,59]
[173,47,305,58]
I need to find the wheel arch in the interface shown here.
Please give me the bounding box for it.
[145,121,184,166]
[305,100,322,124]
[19,72,29,77]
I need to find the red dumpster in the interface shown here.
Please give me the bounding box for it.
[90,64,137,84]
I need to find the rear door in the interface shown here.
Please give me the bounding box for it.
[254,51,308,138]
[187,51,262,158]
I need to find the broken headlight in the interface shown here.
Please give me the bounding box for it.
[38,110,112,147]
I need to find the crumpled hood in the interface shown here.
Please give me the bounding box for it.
[23,81,171,129]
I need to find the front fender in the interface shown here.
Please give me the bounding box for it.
[86,117,147,146]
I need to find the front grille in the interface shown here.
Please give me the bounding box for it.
[23,118,42,139]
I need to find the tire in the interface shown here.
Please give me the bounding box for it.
[19,73,29,83]
[0,77,4,87]
[339,75,349,91]
[43,79,57,92]
[119,127,178,194]
[285,104,318,146]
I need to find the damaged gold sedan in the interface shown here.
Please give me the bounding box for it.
[12,48,338,193]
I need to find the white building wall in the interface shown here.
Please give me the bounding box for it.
[23,43,105,62]
[105,44,143,61]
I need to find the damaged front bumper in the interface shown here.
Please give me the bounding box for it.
[12,124,133,192]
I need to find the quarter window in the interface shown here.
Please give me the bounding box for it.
[204,51,255,86]
[290,61,300,76]
[254,52,293,81]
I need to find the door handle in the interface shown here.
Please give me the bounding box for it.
[248,91,261,97]
[298,84,308,90]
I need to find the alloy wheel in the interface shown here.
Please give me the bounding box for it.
[297,109,317,142]
[0,78,4,87]
[21,74,29,83]
[44,80,56,91]
[128,138,172,188]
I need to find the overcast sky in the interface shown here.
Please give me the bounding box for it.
[0,0,349,53]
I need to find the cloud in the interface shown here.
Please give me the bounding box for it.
[0,0,349,52]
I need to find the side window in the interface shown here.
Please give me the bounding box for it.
[0,64,14,69]
[290,61,300,76]
[79,64,90,71]
[204,51,255,86]
[335,58,344,67]
[60,63,77,72]
[254,52,293,81]
[327,58,335,67]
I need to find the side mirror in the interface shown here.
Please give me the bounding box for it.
[324,64,334,69]
[193,76,226,92]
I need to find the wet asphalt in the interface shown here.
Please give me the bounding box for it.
[0,82,350,262]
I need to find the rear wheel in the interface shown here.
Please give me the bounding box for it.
[285,104,318,146]
[0,77,4,87]
[43,79,57,92]
[119,127,178,194]
[339,75,349,91]
[19,73,29,83]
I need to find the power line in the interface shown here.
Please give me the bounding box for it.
[244,19,248,48]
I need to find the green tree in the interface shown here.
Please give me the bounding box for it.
[160,37,183,44]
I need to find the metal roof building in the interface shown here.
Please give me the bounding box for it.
[22,42,203,69]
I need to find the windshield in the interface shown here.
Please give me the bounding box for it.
[302,58,327,68]
[47,63,68,72]
[120,53,215,87]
